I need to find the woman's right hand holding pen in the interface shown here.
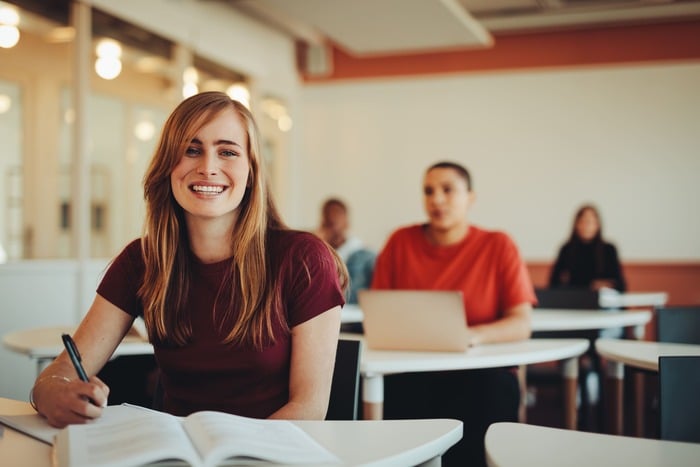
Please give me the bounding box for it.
[30,363,110,428]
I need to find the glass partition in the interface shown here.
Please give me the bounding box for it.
[0,80,23,262]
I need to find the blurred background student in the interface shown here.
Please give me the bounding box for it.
[316,197,376,304]
[549,204,627,292]
[371,161,534,467]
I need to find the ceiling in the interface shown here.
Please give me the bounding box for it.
[226,0,700,56]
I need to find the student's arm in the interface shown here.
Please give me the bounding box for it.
[268,306,341,420]
[466,302,532,346]
[31,294,135,427]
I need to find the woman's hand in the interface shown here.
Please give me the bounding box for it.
[32,374,110,428]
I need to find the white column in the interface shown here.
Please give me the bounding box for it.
[71,1,92,320]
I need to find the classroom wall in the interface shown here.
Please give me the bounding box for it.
[0,260,109,401]
[296,62,700,264]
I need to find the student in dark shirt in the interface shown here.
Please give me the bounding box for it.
[30,92,347,427]
[549,204,627,292]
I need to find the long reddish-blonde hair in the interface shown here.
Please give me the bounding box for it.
[139,91,346,349]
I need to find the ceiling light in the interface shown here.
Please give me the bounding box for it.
[226,83,250,108]
[0,24,19,48]
[0,5,19,26]
[0,94,11,113]
[182,82,198,99]
[95,56,122,80]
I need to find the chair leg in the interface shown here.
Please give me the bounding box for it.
[517,365,527,423]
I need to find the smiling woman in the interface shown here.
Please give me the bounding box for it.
[169,107,251,227]
[29,91,349,428]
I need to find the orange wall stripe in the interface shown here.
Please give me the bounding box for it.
[302,20,700,81]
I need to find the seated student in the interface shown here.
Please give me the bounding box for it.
[371,161,534,467]
[547,204,628,412]
[29,91,348,428]
[549,204,627,292]
[316,197,376,304]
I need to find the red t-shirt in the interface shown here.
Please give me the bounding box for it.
[97,229,345,418]
[371,224,536,325]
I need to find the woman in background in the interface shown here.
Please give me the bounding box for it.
[549,204,626,292]
[30,92,347,427]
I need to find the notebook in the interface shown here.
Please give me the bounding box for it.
[358,289,469,352]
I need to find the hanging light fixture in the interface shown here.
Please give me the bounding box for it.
[0,4,20,49]
[182,66,199,98]
[95,38,122,80]
[226,82,250,108]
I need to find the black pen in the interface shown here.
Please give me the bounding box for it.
[61,333,89,382]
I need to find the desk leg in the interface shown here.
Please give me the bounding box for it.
[562,357,578,430]
[632,323,646,437]
[362,373,384,420]
[605,360,624,435]
[634,371,646,437]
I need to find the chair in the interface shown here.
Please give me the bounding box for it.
[656,306,700,344]
[326,338,362,420]
[152,338,363,420]
[658,356,700,443]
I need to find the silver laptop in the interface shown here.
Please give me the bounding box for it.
[358,290,469,352]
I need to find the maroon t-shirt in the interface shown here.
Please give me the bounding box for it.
[97,229,345,418]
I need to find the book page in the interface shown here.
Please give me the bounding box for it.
[0,403,158,445]
[182,411,339,466]
[55,411,201,467]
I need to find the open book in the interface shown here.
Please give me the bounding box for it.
[53,407,340,467]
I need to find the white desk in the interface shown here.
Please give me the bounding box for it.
[341,304,364,323]
[595,338,700,436]
[355,337,589,430]
[342,307,653,338]
[4,328,589,431]
[598,290,668,309]
[0,397,462,467]
[341,292,668,325]
[532,308,652,337]
[3,326,153,376]
[485,422,699,467]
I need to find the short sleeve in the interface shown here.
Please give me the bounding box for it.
[497,233,537,310]
[96,239,145,317]
[278,232,345,327]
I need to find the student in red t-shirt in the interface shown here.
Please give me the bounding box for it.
[30,92,347,428]
[372,161,535,467]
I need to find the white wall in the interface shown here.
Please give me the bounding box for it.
[0,260,109,400]
[297,63,700,261]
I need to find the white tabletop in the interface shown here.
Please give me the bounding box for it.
[341,306,653,332]
[2,326,153,360]
[341,304,364,323]
[598,289,668,309]
[358,338,590,375]
[595,338,700,372]
[0,397,462,467]
[485,422,699,467]
[532,309,652,332]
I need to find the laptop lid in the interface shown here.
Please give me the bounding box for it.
[358,289,469,352]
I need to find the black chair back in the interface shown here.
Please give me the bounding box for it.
[656,306,700,344]
[659,355,700,443]
[326,338,362,420]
